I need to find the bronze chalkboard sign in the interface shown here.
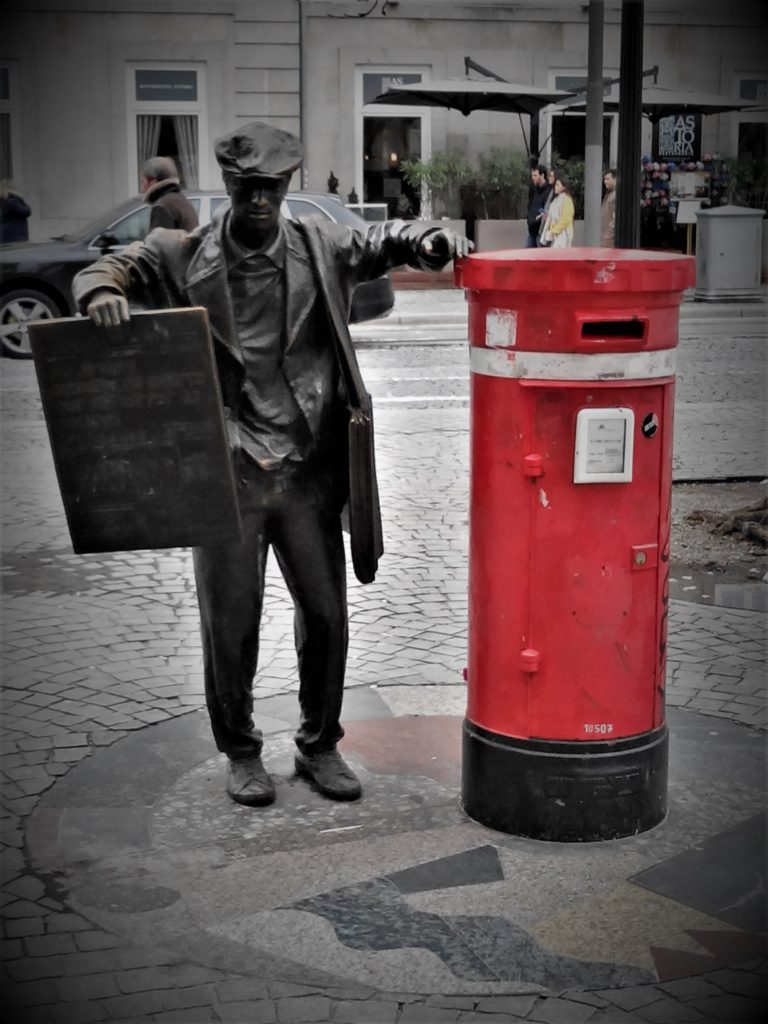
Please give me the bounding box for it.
[29,308,242,553]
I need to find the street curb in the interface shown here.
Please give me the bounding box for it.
[375,312,468,324]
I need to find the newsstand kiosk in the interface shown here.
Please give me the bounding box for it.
[456,249,695,842]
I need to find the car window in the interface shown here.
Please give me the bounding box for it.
[286,198,332,221]
[211,197,230,216]
[99,198,201,245]
[101,206,151,246]
[311,200,371,229]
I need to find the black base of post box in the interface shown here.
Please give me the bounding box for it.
[462,719,668,842]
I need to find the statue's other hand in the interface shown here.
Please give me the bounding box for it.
[422,229,474,261]
[86,291,130,327]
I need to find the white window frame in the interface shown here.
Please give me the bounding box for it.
[544,71,620,168]
[356,65,432,214]
[0,62,23,184]
[729,71,768,157]
[126,62,209,195]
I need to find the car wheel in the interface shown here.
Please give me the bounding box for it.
[0,289,63,359]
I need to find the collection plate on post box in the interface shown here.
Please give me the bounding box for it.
[573,407,635,483]
[29,308,242,554]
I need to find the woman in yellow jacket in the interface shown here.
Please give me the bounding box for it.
[540,170,575,248]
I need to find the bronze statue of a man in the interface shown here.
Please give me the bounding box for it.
[73,121,471,807]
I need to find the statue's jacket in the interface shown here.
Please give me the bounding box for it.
[72,209,447,548]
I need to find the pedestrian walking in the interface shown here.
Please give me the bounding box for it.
[140,156,199,232]
[0,180,31,242]
[601,168,617,247]
[525,164,552,248]
[537,168,556,246]
[73,121,472,809]
[540,170,575,248]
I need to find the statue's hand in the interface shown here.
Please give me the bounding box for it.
[86,290,130,327]
[421,229,474,261]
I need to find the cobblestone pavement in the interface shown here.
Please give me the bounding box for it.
[2,291,766,1022]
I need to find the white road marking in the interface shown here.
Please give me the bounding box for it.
[375,395,469,403]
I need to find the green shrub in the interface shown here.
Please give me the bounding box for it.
[470,148,530,218]
[402,147,530,219]
[401,151,474,218]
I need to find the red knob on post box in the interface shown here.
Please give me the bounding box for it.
[456,247,695,843]
[520,648,540,673]
[522,454,544,478]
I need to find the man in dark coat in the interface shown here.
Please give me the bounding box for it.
[0,182,32,242]
[525,164,552,248]
[140,157,199,232]
[73,121,471,808]
[601,169,617,247]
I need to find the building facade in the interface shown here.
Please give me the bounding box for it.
[3,0,767,239]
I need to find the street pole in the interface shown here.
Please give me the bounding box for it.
[530,116,540,163]
[584,0,605,246]
[615,0,644,248]
[298,0,308,190]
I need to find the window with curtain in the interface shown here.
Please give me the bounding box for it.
[133,68,202,190]
[173,115,198,188]
[137,114,162,171]
[136,113,199,189]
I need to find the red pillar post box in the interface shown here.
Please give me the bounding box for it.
[456,249,695,842]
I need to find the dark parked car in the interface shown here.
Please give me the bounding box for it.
[0,191,394,358]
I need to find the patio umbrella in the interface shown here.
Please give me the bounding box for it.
[369,78,576,118]
[554,86,764,123]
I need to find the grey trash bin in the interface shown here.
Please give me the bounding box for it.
[694,204,764,302]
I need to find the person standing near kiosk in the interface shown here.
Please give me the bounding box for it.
[601,169,618,247]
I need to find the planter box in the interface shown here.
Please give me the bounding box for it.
[475,218,586,251]
[475,219,527,251]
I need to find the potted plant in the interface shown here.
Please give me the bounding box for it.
[466,147,530,250]
[400,150,473,220]
[402,146,532,247]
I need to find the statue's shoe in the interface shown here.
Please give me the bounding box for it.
[226,755,276,806]
[294,749,362,801]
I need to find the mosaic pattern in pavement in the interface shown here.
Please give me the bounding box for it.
[23,697,766,998]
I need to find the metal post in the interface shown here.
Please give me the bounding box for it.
[298,0,308,189]
[584,0,605,246]
[530,116,540,161]
[615,0,644,248]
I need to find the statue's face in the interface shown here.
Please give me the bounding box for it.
[227,173,290,244]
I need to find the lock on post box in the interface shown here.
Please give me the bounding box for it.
[456,248,695,842]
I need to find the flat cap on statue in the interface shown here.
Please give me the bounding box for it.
[214,121,304,178]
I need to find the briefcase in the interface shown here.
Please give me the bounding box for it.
[348,393,384,585]
[294,220,384,584]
